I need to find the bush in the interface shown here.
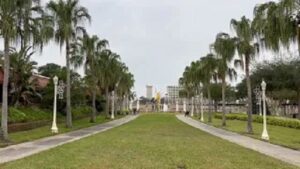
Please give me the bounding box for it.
[214,113,300,129]
[117,110,130,115]
[6,107,52,123]
[72,106,93,118]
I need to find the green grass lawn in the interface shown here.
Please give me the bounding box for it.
[1,114,298,169]
[194,113,300,150]
[0,115,124,148]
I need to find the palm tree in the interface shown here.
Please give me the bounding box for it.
[47,0,91,127]
[97,49,120,117]
[253,0,300,119]
[213,33,236,127]
[71,33,108,122]
[179,61,201,116]
[252,0,298,53]
[199,54,218,122]
[116,67,134,113]
[9,46,38,106]
[109,57,125,119]
[231,16,259,134]
[0,0,45,141]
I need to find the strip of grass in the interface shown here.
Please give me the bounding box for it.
[193,113,300,150]
[1,114,298,169]
[0,115,124,148]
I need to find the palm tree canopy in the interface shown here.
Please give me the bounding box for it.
[0,0,50,47]
[213,32,236,78]
[231,16,259,69]
[252,0,299,51]
[47,0,91,49]
[231,16,252,42]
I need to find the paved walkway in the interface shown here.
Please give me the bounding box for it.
[0,115,138,164]
[176,114,300,167]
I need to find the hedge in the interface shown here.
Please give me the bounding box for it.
[0,106,94,124]
[8,107,52,124]
[214,113,300,129]
[72,106,93,118]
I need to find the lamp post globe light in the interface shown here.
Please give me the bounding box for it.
[51,76,59,133]
[261,80,269,140]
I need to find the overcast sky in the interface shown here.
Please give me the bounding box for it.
[32,0,274,96]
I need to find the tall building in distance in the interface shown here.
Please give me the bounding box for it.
[167,86,183,100]
[146,85,153,99]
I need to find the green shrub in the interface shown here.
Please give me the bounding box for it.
[117,110,130,115]
[6,107,52,123]
[214,113,300,129]
[72,106,93,118]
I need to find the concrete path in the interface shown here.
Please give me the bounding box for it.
[177,114,300,167]
[0,115,138,164]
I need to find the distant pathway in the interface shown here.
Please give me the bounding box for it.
[0,115,138,164]
[176,114,300,167]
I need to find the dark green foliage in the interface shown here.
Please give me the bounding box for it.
[1,107,52,124]
[236,59,300,100]
[0,106,94,124]
[203,83,236,101]
[117,110,130,115]
[38,63,62,78]
[38,63,87,111]
[214,113,300,129]
[72,106,93,119]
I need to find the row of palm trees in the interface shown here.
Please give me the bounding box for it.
[0,0,134,141]
[179,0,300,134]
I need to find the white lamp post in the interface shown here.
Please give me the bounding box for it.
[191,97,194,117]
[129,100,133,111]
[137,98,140,111]
[111,80,121,119]
[261,80,269,140]
[175,99,179,112]
[183,99,187,112]
[163,94,168,112]
[111,90,115,119]
[51,76,58,133]
[200,92,204,122]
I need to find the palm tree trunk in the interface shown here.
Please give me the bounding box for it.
[105,87,110,117]
[65,39,72,128]
[298,92,300,120]
[214,101,218,112]
[123,95,126,112]
[298,27,300,119]
[0,37,10,141]
[90,90,97,123]
[207,85,212,123]
[221,77,226,127]
[298,26,300,59]
[245,59,253,133]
